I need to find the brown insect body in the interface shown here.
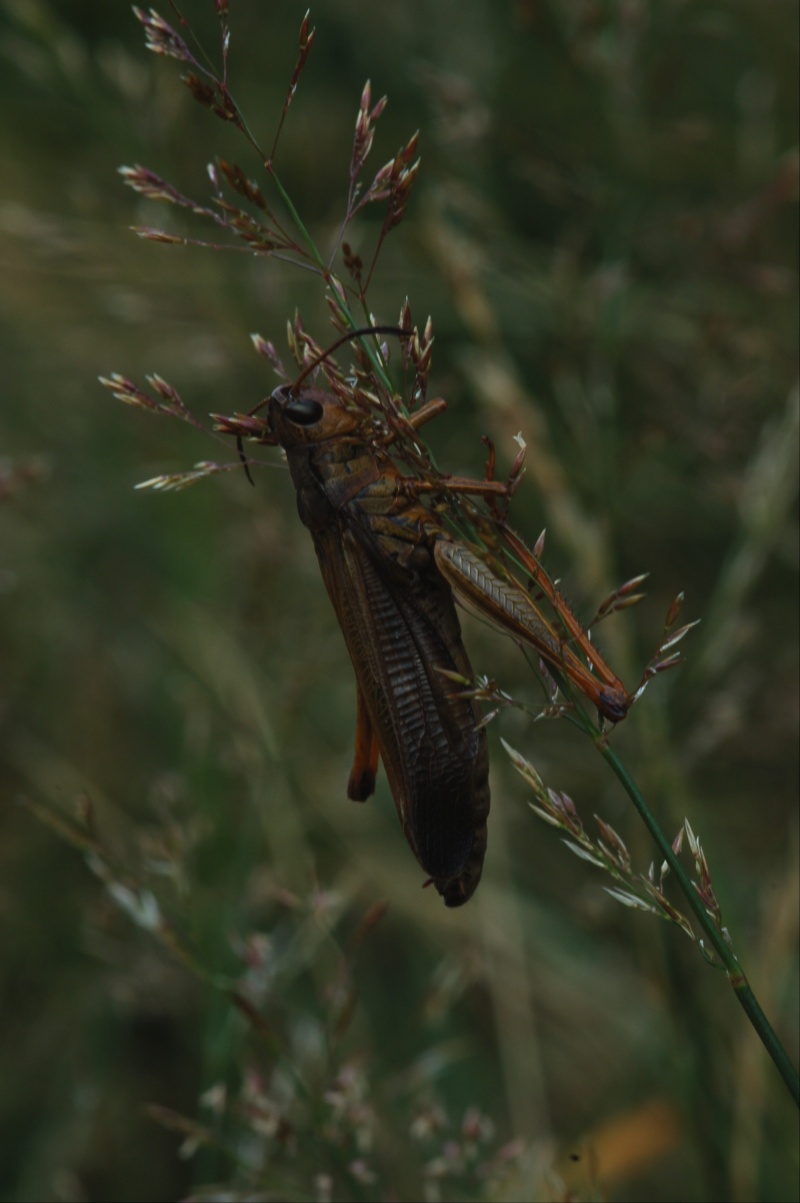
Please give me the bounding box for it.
[269,385,490,906]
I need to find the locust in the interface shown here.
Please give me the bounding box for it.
[215,329,631,905]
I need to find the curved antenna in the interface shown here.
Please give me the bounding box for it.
[291,324,408,392]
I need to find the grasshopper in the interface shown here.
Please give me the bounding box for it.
[216,329,631,904]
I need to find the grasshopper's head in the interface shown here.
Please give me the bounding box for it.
[267,385,360,449]
[215,324,407,482]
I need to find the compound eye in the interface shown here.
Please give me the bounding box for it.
[283,395,324,426]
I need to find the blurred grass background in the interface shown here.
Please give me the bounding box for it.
[1,1,798,1200]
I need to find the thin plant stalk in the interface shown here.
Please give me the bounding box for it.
[599,739,799,1106]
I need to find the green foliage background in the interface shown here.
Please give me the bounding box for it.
[0,1,797,1200]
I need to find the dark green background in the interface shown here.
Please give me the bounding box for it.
[1,2,797,1200]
